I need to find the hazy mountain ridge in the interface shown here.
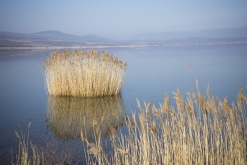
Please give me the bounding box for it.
[0,30,110,41]
[0,27,247,49]
[0,31,113,48]
[33,31,111,42]
[134,27,247,40]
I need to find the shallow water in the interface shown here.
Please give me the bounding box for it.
[0,45,247,164]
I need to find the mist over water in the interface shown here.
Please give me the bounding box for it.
[0,45,247,164]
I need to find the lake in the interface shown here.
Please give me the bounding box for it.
[0,45,247,164]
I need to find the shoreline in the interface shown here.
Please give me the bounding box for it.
[0,41,247,50]
[0,44,160,50]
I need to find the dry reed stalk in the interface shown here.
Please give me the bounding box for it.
[12,123,73,165]
[12,83,247,164]
[83,84,247,165]
[43,50,127,97]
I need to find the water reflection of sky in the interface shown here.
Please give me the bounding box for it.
[107,46,247,110]
[0,46,247,164]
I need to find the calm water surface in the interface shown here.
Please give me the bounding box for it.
[0,46,247,164]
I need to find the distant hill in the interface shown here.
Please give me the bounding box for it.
[0,29,247,49]
[33,30,75,39]
[0,30,110,42]
[80,34,110,42]
[133,26,247,40]
[0,30,111,47]
[33,31,110,42]
[0,31,28,39]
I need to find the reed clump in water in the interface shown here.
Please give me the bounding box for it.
[82,83,247,165]
[46,94,126,141]
[43,50,127,97]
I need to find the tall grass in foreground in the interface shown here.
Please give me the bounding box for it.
[46,95,126,140]
[12,95,126,165]
[12,123,73,165]
[43,50,127,97]
[12,83,247,165]
[82,83,247,165]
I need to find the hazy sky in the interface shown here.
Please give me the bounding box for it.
[0,0,247,39]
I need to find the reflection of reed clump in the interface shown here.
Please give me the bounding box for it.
[46,94,126,140]
[43,50,127,97]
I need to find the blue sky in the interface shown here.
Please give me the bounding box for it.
[0,1,247,38]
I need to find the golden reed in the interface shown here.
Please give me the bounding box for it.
[43,50,127,97]
[12,82,247,164]
[82,83,247,165]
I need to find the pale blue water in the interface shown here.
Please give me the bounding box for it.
[0,45,247,164]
